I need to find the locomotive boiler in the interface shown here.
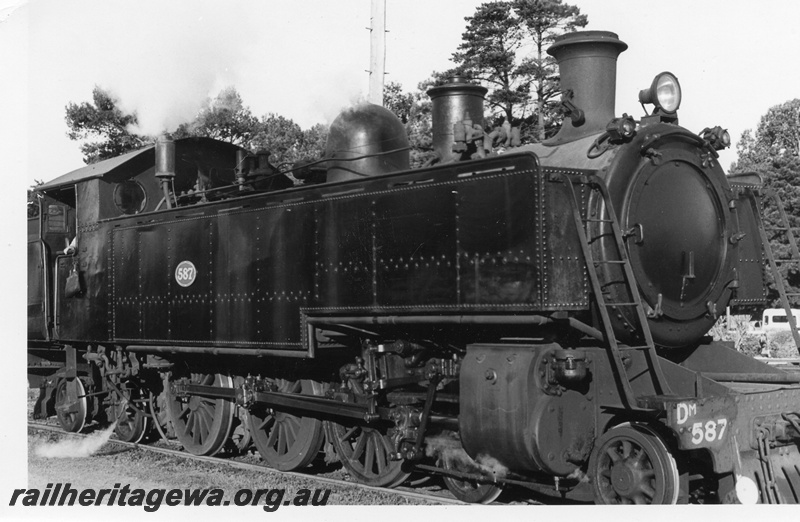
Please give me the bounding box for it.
[28,30,800,504]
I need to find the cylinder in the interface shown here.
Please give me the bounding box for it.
[325,103,410,183]
[427,77,488,163]
[546,31,628,145]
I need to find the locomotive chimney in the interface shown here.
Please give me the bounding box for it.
[155,134,176,209]
[427,77,488,163]
[546,31,627,145]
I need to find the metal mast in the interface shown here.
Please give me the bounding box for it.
[368,0,386,105]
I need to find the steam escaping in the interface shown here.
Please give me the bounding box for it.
[35,423,117,459]
[314,74,368,126]
[87,3,258,137]
[566,467,590,483]
[425,435,510,480]
[475,454,510,480]
[80,3,367,137]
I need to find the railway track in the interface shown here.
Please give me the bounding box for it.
[28,422,468,506]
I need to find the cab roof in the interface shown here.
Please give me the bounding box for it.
[37,137,243,191]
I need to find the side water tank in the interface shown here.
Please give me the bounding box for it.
[325,103,410,183]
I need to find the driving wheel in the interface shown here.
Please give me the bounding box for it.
[165,372,234,456]
[440,451,503,504]
[249,380,324,470]
[326,422,411,487]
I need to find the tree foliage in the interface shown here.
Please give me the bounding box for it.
[453,2,526,122]
[451,0,587,141]
[733,99,800,172]
[731,99,800,306]
[383,82,415,125]
[515,0,588,140]
[174,87,259,147]
[64,87,148,164]
[251,115,329,169]
[382,81,434,168]
[27,180,43,218]
[65,86,328,174]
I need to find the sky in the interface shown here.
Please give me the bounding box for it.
[1,0,799,187]
[1,1,799,516]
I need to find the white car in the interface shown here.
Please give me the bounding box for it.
[753,308,800,332]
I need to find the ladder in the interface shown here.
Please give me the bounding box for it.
[747,187,800,354]
[554,172,672,408]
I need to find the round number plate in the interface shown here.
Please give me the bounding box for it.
[175,260,197,287]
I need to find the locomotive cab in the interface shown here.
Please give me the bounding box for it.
[28,138,249,344]
[28,188,77,342]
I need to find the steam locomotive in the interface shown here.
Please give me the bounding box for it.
[28,30,800,504]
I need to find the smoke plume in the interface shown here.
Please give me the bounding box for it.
[34,423,117,459]
[83,2,261,137]
[81,1,367,136]
[425,435,509,479]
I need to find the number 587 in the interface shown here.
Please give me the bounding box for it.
[691,418,727,444]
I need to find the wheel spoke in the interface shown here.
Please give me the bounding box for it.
[641,483,656,499]
[196,409,210,436]
[351,431,367,459]
[182,414,194,437]
[197,413,208,444]
[621,440,633,459]
[193,407,207,434]
[191,416,201,444]
[284,417,298,445]
[632,450,647,469]
[201,403,216,428]
[379,431,395,455]
[342,425,360,443]
[606,446,621,463]
[374,439,386,473]
[363,436,375,473]
[274,424,285,455]
[257,415,274,432]
[266,422,278,448]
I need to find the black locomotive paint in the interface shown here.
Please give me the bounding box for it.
[26,28,800,505]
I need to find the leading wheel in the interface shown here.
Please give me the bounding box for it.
[326,422,411,487]
[589,423,679,504]
[165,372,234,456]
[249,379,324,470]
[440,451,503,504]
[54,378,87,433]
